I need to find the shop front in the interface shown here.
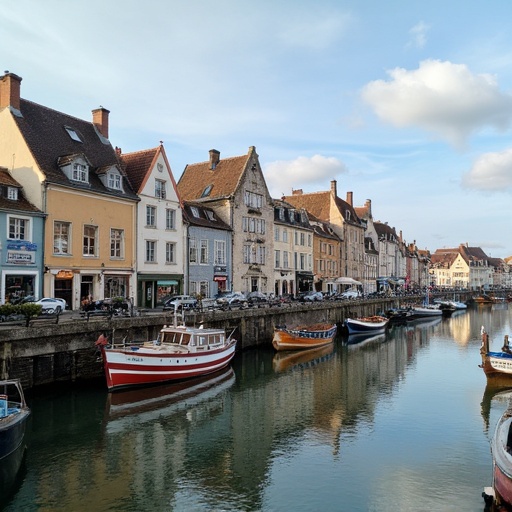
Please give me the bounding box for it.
[296,271,314,293]
[137,274,183,309]
[3,241,40,304]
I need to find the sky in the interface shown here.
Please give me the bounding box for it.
[2,1,512,257]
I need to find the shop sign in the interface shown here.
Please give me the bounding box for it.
[56,270,74,279]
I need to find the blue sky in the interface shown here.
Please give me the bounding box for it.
[3,1,512,257]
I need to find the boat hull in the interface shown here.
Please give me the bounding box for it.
[406,307,442,320]
[272,324,337,351]
[491,413,512,507]
[0,410,30,460]
[101,341,237,391]
[344,317,388,334]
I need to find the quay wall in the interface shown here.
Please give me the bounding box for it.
[0,295,467,390]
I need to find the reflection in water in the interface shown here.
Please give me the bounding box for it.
[480,384,512,433]
[6,306,512,511]
[272,344,334,373]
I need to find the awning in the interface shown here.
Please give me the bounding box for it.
[157,280,179,285]
[335,277,362,285]
[213,276,227,282]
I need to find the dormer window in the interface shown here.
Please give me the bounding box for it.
[206,210,215,221]
[108,172,122,190]
[72,163,88,182]
[65,126,82,142]
[190,206,200,218]
[7,187,18,200]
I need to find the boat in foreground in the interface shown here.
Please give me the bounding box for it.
[272,323,337,351]
[479,327,512,382]
[484,401,512,509]
[0,379,30,461]
[344,315,388,334]
[96,325,237,391]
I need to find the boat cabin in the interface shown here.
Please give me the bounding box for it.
[157,327,225,350]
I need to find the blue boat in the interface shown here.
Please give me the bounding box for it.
[0,379,30,460]
[344,316,389,334]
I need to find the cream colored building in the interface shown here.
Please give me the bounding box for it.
[0,72,138,309]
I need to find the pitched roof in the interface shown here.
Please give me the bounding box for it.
[183,201,231,231]
[12,99,138,200]
[120,147,159,193]
[177,150,251,201]
[0,168,42,214]
[281,191,332,221]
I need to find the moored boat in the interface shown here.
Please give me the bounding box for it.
[96,325,237,391]
[344,315,388,334]
[480,327,512,382]
[0,379,30,461]
[484,401,512,508]
[406,304,442,320]
[272,323,337,351]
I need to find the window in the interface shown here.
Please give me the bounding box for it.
[8,217,27,240]
[201,184,213,197]
[206,210,215,221]
[214,240,226,265]
[190,206,200,218]
[283,229,288,243]
[111,229,124,258]
[189,239,197,263]
[166,242,176,263]
[200,239,208,264]
[155,179,166,199]
[244,190,263,209]
[243,244,251,264]
[166,209,176,230]
[275,250,280,268]
[72,163,88,182]
[65,126,82,142]
[7,187,18,200]
[283,251,289,268]
[146,205,156,227]
[242,217,265,234]
[145,240,156,262]
[199,281,210,297]
[108,172,122,190]
[300,233,305,246]
[257,246,266,265]
[274,226,280,241]
[83,225,97,256]
[54,221,70,255]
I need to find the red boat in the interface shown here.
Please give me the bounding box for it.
[96,325,237,391]
[486,403,512,508]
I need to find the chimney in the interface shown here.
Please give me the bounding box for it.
[292,189,303,195]
[330,180,337,197]
[346,191,353,206]
[209,149,220,170]
[92,107,110,139]
[0,71,22,111]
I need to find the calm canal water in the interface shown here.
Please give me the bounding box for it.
[2,305,512,512]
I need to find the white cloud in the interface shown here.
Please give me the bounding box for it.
[361,60,512,147]
[407,21,429,49]
[263,155,347,197]
[463,148,512,190]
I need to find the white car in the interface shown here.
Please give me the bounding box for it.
[340,288,362,299]
[35,297,67,313]
[162,295,198,311]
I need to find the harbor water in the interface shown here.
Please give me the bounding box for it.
[2,304,511,511]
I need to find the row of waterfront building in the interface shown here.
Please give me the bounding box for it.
[0,72,508,310]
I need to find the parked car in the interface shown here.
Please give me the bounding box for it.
[301,291,323,302]
[340,288,362,299]
[35,297,67,313]
[215,292,247,308]
[162,295,198,311]
[247,291,268,306]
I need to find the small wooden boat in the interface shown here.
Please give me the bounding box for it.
[0,379,30,461]
[272,323,337,351]
[344,315,388,334]
[96,325,237,391]
[483,400,512,508]
[405,304,442,320]
[480,327,512,381]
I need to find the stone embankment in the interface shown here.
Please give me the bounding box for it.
[0,294,470,390]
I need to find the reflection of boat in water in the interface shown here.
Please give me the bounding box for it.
[481,385,512,432]
[272,323,337,351]
[405,316,442,329]
[346,332,386,347]
[272,344,334,373]
[105,367,236,434]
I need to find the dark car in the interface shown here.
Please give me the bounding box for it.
[247,291,268,306]
[162,295,198,311]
